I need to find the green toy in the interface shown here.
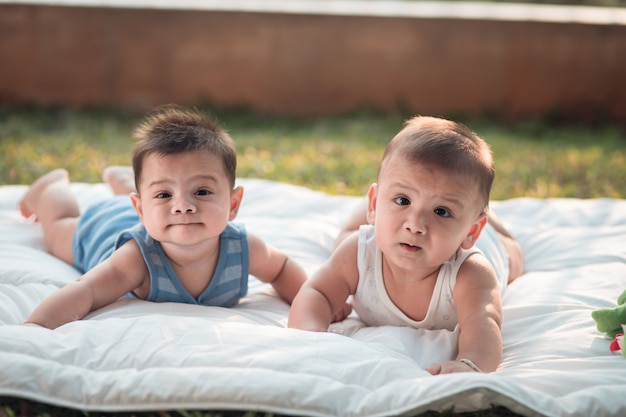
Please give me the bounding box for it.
[592,289,626,338]
[592,289,626,358]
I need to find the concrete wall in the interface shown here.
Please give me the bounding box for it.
[1,1,625,122]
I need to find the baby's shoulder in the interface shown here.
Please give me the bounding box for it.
[456,251,498,287]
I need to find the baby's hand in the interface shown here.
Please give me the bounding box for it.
[427,359,482,375]
[331,302,353,323]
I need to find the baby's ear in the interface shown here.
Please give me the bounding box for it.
[229,186,244,220]
[130,192,143,222]
[460,216,487,249]
[366,183,377,225]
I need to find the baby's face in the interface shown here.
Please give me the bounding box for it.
[132,150,238,249]
[369,154,485,275]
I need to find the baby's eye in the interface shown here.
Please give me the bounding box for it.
[434,207,451,218]
[394,196,410,206]
[195,189,212,196]
[155,192,171,199]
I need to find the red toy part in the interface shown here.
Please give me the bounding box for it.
[610,333,624,353]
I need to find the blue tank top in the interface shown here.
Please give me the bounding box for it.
[73,197,249,307]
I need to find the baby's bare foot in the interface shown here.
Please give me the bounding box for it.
[102,166,136,195]
[18,169,69,221]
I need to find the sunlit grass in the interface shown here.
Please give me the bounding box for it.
[480,122,626,199]
[1,106,625,201]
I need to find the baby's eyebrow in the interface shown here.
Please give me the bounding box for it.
[440,196,465,209]
[147,174,219,189]
[146,179,171,188]
[189,174,220,184]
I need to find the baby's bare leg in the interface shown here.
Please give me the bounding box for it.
[487,212,524,283]
[18,169,79,265]
[335,197,368,247]
[102,166,136,195]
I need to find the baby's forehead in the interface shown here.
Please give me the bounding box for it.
[139,151,229,182]
[381,164,471,190]
[379,153,446,178]
[382,153,476,184]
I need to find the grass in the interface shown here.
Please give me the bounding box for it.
[0,105,625,417]
[1,105,625,199]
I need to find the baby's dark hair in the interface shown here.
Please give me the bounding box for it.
[380,116,494,211]
[132,106,237,191]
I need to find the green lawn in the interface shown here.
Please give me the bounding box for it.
[0,105,624,417]
[1,106,625,199]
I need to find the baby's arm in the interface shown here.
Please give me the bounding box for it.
[288,235,359,331]
[247,233,307,304]
[26,240,148,329]
[428,255,503,374]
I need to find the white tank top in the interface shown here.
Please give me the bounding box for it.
[353,225,481,331]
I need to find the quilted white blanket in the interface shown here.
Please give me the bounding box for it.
[1,179,625,417]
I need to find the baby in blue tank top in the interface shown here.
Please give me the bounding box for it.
[21,106,311,329]
[73,195,250,307]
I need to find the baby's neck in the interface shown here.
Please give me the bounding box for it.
[163,241,221,299]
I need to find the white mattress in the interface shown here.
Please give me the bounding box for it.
[1,178,625,417]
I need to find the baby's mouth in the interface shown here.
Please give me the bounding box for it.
[169,221,201,227]
[400,242,421,252]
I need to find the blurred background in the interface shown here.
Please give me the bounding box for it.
[2,0,625,121]
[1,0,625,198]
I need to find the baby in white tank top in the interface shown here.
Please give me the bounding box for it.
[289,116,523,375]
